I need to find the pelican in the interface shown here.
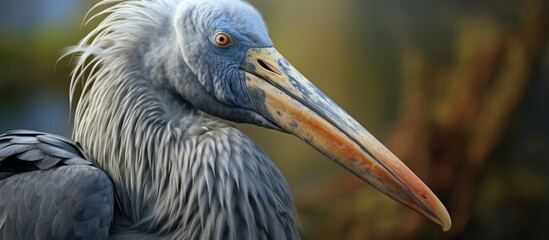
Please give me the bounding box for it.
[0,0,451,239]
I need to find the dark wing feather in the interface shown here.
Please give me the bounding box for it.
[0,130,92,179]
[37,143,80,159]
[36,134,82,154]
[0,130,114,239]
[0,144,36,159]
[17,149,47,161]
[35,156,63,170]
[0,165,114,240]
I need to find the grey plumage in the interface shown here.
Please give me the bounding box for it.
[0,131,93,178]
[0,131,114,239]
[0,166,113,240]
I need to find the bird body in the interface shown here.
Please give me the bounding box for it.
[0,0,450,239]
[69,0,299,238]
[0,131,114,239]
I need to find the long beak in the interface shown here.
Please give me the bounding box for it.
[240,47,451,231]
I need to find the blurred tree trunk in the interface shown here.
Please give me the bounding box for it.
[385,0,548,238]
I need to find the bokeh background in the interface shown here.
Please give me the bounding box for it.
[1,0,548,239]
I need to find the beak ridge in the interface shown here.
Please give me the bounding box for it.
[241,47,451,231]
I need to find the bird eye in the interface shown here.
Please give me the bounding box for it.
[214,32,231,47]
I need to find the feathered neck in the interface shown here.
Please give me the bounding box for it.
[67,0,200,234]
[65,1,300,239]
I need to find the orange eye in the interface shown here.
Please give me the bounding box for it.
[215,33,231,47]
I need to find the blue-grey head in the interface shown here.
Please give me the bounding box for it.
[168,0,449,231]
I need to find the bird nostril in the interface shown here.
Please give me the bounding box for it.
[257,59,281,75]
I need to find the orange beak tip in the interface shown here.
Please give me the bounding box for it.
[242,47,453,233]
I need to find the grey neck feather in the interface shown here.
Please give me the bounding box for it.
[65,0,300,239]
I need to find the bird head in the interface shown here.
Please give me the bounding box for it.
[173,0,451,231]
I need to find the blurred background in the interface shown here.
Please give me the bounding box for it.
[1,0,548,239]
